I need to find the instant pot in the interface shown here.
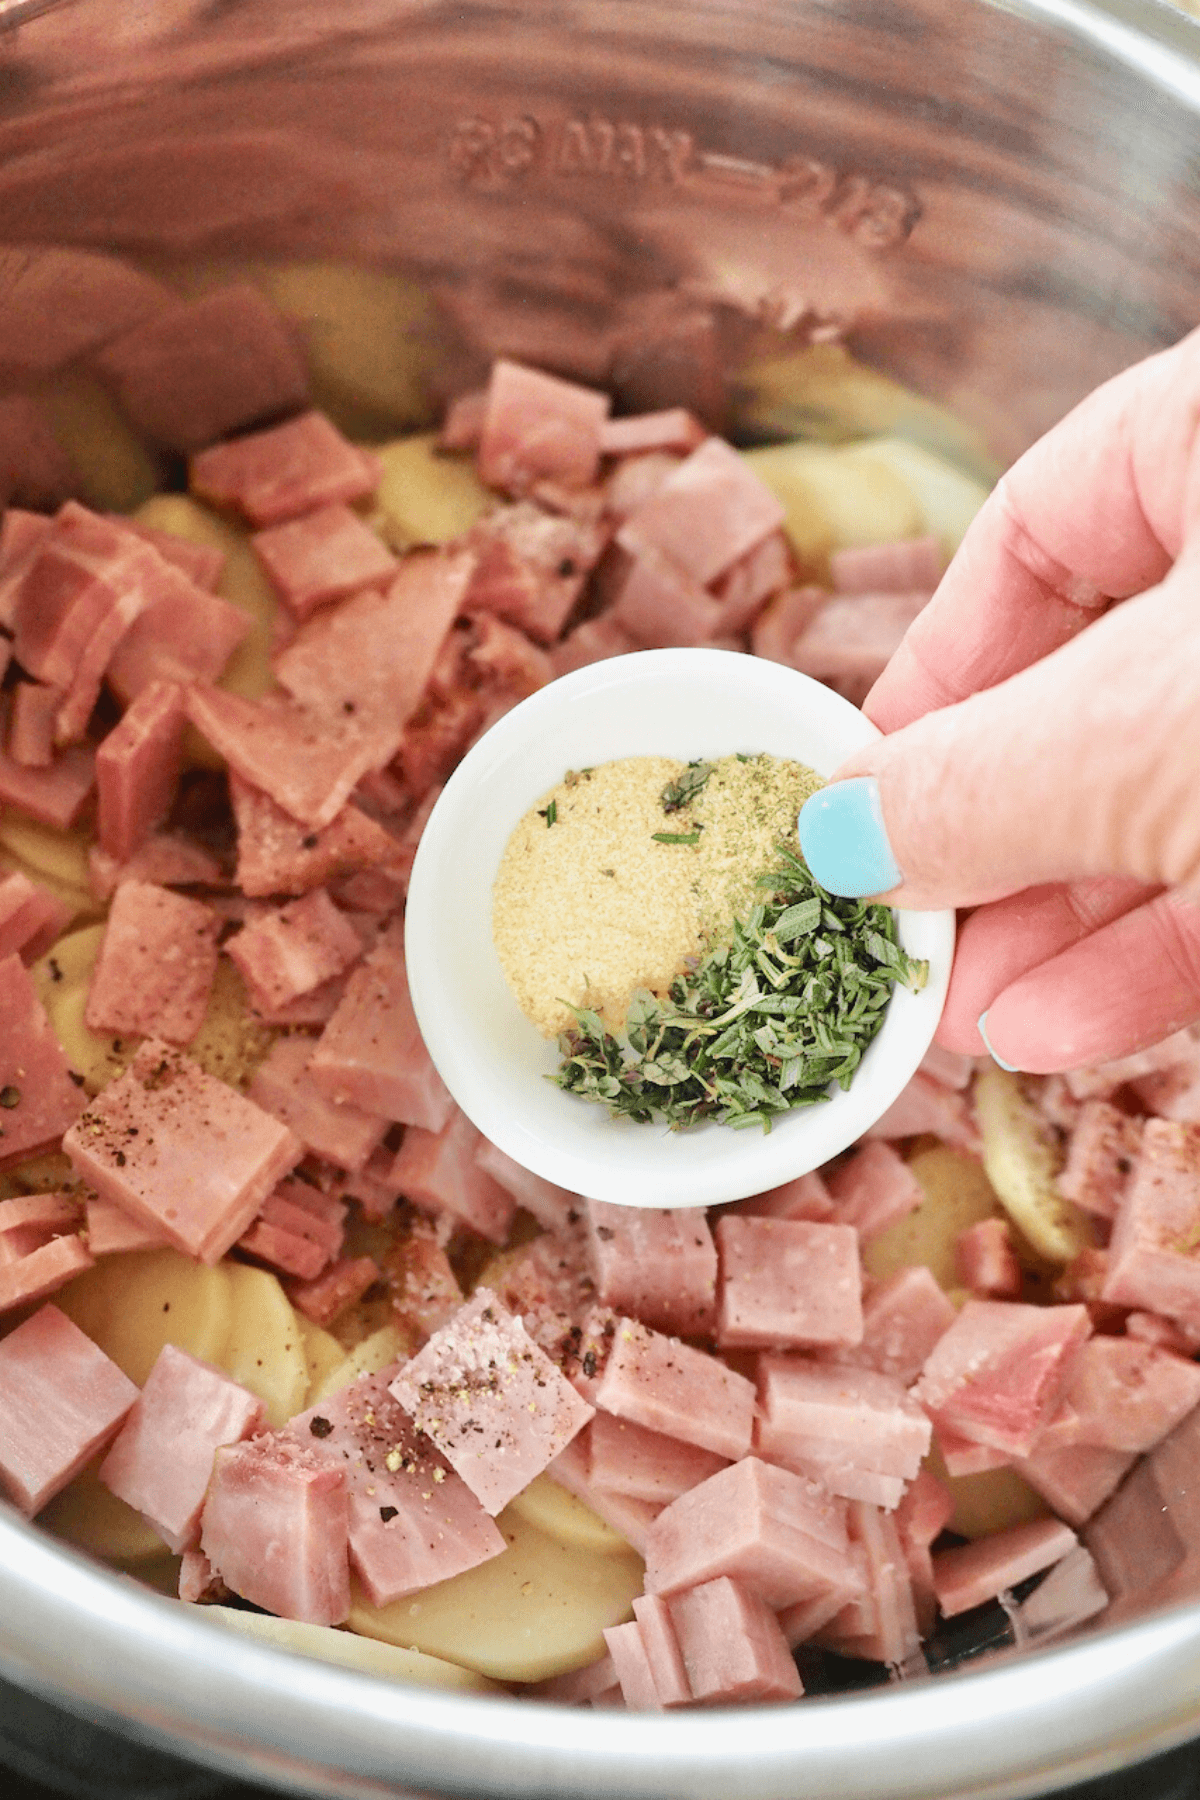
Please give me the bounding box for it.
[2,0,1200,1795]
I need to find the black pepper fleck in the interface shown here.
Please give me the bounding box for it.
[0,1086,20,1110]
[379,1505,398,1523]
[309,1416,333,1439]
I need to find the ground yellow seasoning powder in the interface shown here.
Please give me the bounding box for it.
[491,753,822,1038]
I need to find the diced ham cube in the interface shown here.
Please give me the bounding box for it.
[821,1501,922,1667]
[933,1517,1079,1618]
[200,1434,350,1625]
[99,1344,265,1552]
[913,1299,1092,1458]
[191,411,377,527]
[440,389,487,451]
[863,1071,981,1153]
[0,953,85,1169]
[478,360,609,494]
[253,503,398,622]
[630,1593,692,1707]
[593,1318,756,1461]
[921,1044,978,1090]
[0,1190,81,1266]
[956,1217,1022,1300]
[390,1108,515,1244]
[239,1177,346,1283]
[826,1141,923,1242]
[603,452,685,525]
[1016,1441,1135,1528]
[1058,1100,1143,1219]
[1035,1334,1200,1456]
[321,1144,398,1224]
[114,516,225,591]
[711,530,794,634]
[617,438,785,586]
[787,592,931,706]
[186,686,390,831]
[895,1467,955,1633]
[288,1254,379,1328]
[248,1036,388,1174]
[0,508,53,626]
[465,612,553,700]
[226,889,362,1013]
[0,870,71,964]
[178,1548,225,1604]
[548,614,640,678]
[0,711,95,829]
[935,1424,1013,1478]
[8,682,58,768]
[385,1215,463,1344]
[95,284,308,453]
[95,679,186,863]
[0,1232,94,1315]
[1011,1545,1109,1644]
[464,502,607,644]
[546,1429,663,1553]
[105,569,250,705]
[388,1289,595,1514]
[828,1265,956,1387]
[284,1369,506,1606]
[1064,1030,1200,1102]
[587,1200,717,1338]
[88,834,222,903]
[610,546,724,648]
[602,1620,662,1712]
[529,1652,621,1707]
[668,1577,803,1705]
[756,1357,932,1507]
[1103,1120,1200,1329]
[230,775,404,900]
[588,1410,728,1505]
[0,1304,138,1515]
[84,881,219,1046]
[642,1455,853,1609]
[750,585,827,665]
[53,580,154,747]
[85,1197,170,1257]
[829,536,943,595]
[9,503,145,687]
[734,1171,835,1223]
[473,1138,579,1233]
[716,1216,862,1350]
[600,410,705,459]
[63,1039,302,1264]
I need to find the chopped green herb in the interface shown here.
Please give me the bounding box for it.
[652,829,703,846]
[660,760,714,814]
[538,800,558,827]
[552,842,928,1132]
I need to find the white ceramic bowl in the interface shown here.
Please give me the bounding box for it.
[405,648,954,1207]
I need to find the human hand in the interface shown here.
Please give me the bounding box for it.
[797,329,1200,1073]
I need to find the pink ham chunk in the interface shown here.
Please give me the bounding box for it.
[711,530,793,635]
[600,410,705,458]
[0,871,72,964]
[820,1500,922,1667]
[642,1455,854,1609]
[114,517,225,591]
[85,1197,169,1257]
[239,1178,346,1282]
[548,613,640,678]
[273,547,474,738]
[63,1039,302,1264]
[716,1216,862,1350]
[587,1200,717,1338]
[226,889,362,1013]
[387,1216,463,1344]
[956,1217,1022,1300]
[95,284,308,454]
[284,1368,506,1606]
[750,585,827,665]
[829,1264,956,1387]
[88,834,222,903]
[617,437,784,586]
[0,1304,138,1515]
[53,583,154,748]
[474,1139,578,1232]
[913,1299,1092,1458]
[248,1035,388,1175]
[84,881,219,1046]
[105,570,249,705]
[391,1110,517,1241]
[464,502,607,644]
[787,591,932,706]
[8,682,58,768]
[933,1517,1078,1618]
[829,536,943,596]
[546,1429,663,1554]
[1103,1120,1200,1328]
[630,1594,691,1707]
[9,503,151,689]
[668,1577,803,1705]
[478,360,609,494]
[100,1344,265,1552]
[826,1141,923,1242]
[588,1410,728,1505]
[602,1620,662,1711]
[190,410,377,527]
[863,1071,981,1153]
[186,685,391,830]
[389,1289,595,1514]
[230,775,404,899]
[895,1467,955,1633]
[95,679,186,863]
[610,547,723,648]
[0,1193,92,1315]
[0,953,85,1169]
[440,389,486,451]
[253,503,398,621]
[735,1170,835,1223]
[0,508,53,625]
[200,1434,350,1625]
[0,712,95,828]
[1035,1334,1200,1456]
[593,1318,755,1461]
[756,1357,932,1508]
[289,1254,380,1328]
[1016,1441,1135,1528]
[1059,1102,1143,1221]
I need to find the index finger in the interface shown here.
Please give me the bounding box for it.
[865,327,1200,732]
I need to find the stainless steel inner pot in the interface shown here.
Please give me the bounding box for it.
[1,1,1200,1794]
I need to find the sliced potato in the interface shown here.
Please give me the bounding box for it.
[371,432,492,549]
[55,1247,234,1386]
[743,440,922,567]
[39,367,162,513]
[31,923,134,1094]
[202,1606,503,1694]
[863,1146,1000,1290]
[855,436,990,557]
[348,1504,644,1683]
[0,1149,78,1199]
[0,816,93,896]
[42,1458,164,1564]
[740,443,833,569]
[220,1263,308,1427]
[186,959,274,1091]
[308,1321,407,1404]
[506,1474,632,1556]
[927,1444,1050,1541]
[975,1069,1095,1264]
[297,1315,348,1404]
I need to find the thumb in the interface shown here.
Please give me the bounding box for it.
[797,563,1200,910]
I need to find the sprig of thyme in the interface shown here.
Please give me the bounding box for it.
[660,760,714,814]
[552,842,927,1132]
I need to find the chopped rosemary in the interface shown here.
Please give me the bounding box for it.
[660,760,714,814]
[551,842,928,1132]
[652,829,702,845]
[538,800,558,827]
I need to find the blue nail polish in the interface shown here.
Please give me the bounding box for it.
[978,1011,1021,1073]
[796,777,902,899]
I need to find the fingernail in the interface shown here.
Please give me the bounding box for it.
[978,1011,1021,1073]
[797,777,902,898]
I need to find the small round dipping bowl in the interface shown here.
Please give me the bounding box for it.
[405,647,954,1208]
